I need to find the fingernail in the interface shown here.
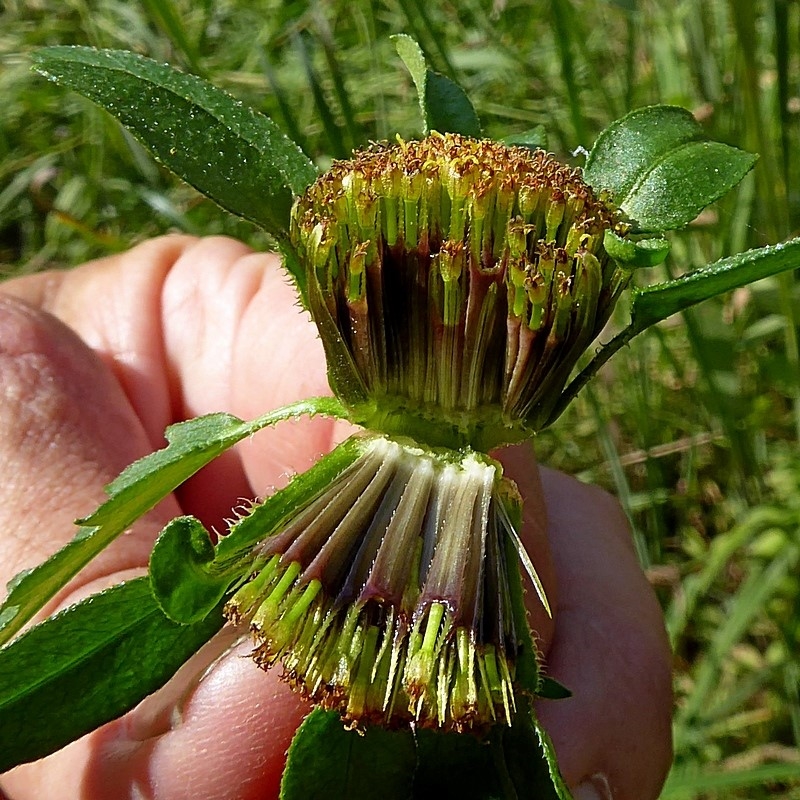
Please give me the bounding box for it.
[125,627,245,741]
[574,773,612,800]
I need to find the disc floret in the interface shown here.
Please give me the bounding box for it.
[226,134,627,733]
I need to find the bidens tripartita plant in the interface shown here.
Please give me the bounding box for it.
[1,34,799,799]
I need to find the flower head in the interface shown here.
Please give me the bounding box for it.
[226,432,529,732]
[223,134,631,733]
[291,133,630,449]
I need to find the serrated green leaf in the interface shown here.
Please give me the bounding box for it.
[150,516,238,624]
[392,34,481,138]
[0,578,223,772]
[0,397,347,646]
[504,709,572,800]
[584,105,756,232]
[31,47,317,245]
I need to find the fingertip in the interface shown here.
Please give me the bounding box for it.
[106,638,309,800]
[535,469,673,800]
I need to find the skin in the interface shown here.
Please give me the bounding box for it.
[0,235,672,800]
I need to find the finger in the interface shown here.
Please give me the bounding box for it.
[2,234,193,451]
[4,235,347,528]
[534,468,673,800]
[0,281,313,799]
[156,237,353,504]
[0,237,354,798]
[0,290,176,797]
[0,293,178,600]
[3,633,310,800]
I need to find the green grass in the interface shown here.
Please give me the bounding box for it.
[2,0,800,796]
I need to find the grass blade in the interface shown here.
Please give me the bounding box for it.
[293,31,348,159]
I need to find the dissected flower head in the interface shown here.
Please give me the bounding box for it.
[291,132,631,449]
[226,432,533,732]
[227,134,632,734]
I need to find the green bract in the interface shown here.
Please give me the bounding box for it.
[0,37,798,800]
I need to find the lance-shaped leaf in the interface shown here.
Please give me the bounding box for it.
[392,34,481,138]
[150,437,364,624]
[584,105,757,232]
[632,238,800,328]
[548,237,800,424]
[0,578,224,772]
[30,47,318,249]
[0,397,347,645]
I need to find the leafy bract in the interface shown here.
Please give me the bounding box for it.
[149,516,234,624]
[281,707,570,800]
[151,437,365,624]
[30,46,317,259]
[0,397,347,645]
[604,230,671,268]
[0,578,223,772]
[392,35,482,139]
[584,105,757,232]
[280,709,416,800]
[214,435,364,563]
[280,703,570,800]
[550,237,800,424]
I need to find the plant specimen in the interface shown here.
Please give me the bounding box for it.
[1,36,799,798]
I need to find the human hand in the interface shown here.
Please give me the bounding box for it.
[0,235,671,800]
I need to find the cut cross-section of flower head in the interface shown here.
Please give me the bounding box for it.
[226,432,538,732]
[290,132,632,450]
[223,133,635,733]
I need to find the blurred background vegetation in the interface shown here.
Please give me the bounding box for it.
[1,0,799,796]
